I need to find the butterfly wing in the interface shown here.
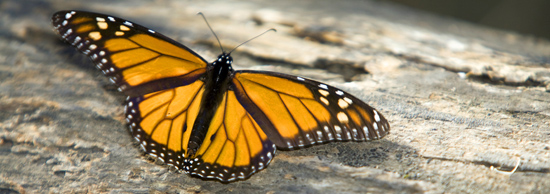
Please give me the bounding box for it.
[125,80,205,168]
[53,11,275,182]
[127,80,275,182]
[52,11,208,97]
[231,71,390,149]
[186,90,275,181]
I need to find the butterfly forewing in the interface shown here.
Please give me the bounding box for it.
[231,71,390,149]
[52,11,208,96]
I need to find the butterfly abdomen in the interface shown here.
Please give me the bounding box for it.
[187,53,234,156]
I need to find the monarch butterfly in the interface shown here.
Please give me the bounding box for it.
[51,10,390,182]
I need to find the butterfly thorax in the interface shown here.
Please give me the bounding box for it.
[187,53,234,157]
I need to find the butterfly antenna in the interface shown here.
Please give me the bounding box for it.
[228,28,277,54]
[197,12,225,53]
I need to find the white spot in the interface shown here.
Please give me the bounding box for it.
[73,36,81,45]
[319,84,328,90]
[148,29,155,33]
[297,77,305,81]
[306,133,313,142]
[320,97,329,105]
[123,21,133,27]
[62,20,68,26]
[108,16,115,22]
[338,99,349,109]
[65,13,73,19]
[267,152,272,159]
[363,126,370,140]
[89,44,97,50]
[129,102,133,107]
[96,17,105,22]
[97,21,108,29]
[336,90,344,96]
[337,112,349,123]
[88,31,101,40]
[343,97,353,104]
[374,110,381,122]
[92,54,97,60]
[334,126,342,134]
[374,123,381,138]
[139,143,145,150]
[99,51,105,56]
[101,58,107,64]
[64,28,73,36]
[318,89,329,96]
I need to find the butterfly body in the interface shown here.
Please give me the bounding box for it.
[188,53,233,157]
[52,10,390,182]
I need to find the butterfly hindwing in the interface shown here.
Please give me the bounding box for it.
[125,80,206,168]
[232,71,390,149]
[125,79,275,182]
[186,90,275,181]
[52,11,208,97]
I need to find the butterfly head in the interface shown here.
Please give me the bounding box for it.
[213,53,233,69]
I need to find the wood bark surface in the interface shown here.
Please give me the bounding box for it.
[0,0,549,193]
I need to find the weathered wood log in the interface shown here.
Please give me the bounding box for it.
[0,0,548,193]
